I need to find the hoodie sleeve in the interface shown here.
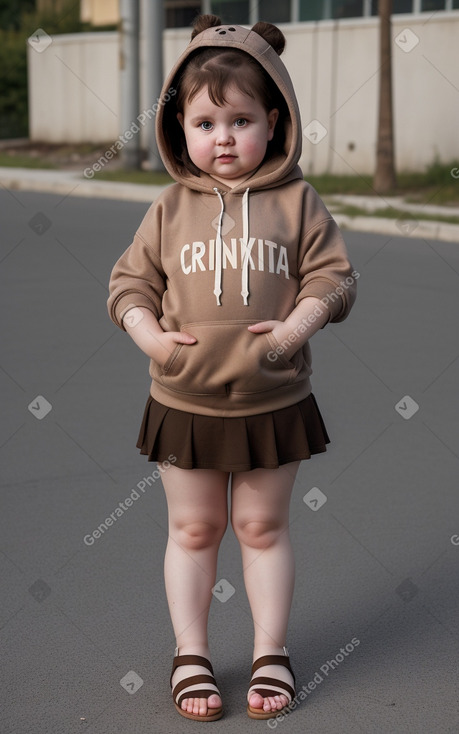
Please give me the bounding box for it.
[295,185,357,324]
[107,201,166,331]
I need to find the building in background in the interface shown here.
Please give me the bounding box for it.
[27,0,459,174]
[80,0,459,26]
[80,0,119,25]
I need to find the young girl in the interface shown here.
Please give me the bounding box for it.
[108,14,356,722]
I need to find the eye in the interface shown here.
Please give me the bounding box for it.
[234,118,247,127]
[200,121,213,131]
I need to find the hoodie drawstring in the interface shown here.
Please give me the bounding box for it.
[213,187,251,306]
[213,188,224,306]
[240,187,250,306]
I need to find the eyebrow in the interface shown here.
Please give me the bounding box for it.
[188,112,252,124]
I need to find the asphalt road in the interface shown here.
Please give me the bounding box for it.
[1,189,459,734]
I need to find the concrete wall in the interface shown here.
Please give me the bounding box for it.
[28,13,459,173]
[28,32,120,144]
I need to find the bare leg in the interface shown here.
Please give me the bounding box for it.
[231,461,300,714]
[162,464,229,717]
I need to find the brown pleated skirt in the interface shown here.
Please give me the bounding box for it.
[136,393,330,472]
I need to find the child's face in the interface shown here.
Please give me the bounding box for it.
[177,86,278,188]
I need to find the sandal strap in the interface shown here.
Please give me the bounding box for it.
[170,654,214,685]
[173,674,220,707]
[248,654,296,704]
[248,675,295,702]
[170,654,221,707]
[251,654,295,682]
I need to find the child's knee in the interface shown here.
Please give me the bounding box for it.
[174,519,226,551]
[232,518,285,550]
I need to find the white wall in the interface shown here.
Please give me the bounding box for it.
[28,32,120,144]
[28,13,459,173]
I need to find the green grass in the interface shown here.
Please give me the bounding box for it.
[306,161,459,206]
[0,152,56,169]
[1,146,458,206]
[93,161,459,204]
[332,204,459,225]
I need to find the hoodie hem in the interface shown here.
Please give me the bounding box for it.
[149,379,312,417]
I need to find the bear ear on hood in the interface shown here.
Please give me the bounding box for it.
[191,14,222,39]
[190,14,285,56]
[251,22,285,55]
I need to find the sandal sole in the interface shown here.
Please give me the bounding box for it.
[174,702,223,721]
[247,703,291,720]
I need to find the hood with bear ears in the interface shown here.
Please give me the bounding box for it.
[155,23,303,193]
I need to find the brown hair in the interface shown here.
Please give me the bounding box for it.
[169,15,288,176]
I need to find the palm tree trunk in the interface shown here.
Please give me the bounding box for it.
[373,0,397,193]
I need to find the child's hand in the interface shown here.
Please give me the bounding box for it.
[146,329,197,368]
[122,306,196,366]
[247,320,296,356]
[248,320,286,340]
[248,298,329,356]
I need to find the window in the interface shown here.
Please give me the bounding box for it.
[165,0,201,28]
[258,0,291,22]
[371,0,414,12]
[170,0,458,25]
[210,0,250,23]
[299,0,327,21]
[421,0,447,9]
[331,0,363,18]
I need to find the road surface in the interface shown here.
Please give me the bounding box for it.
[1,190,458,733]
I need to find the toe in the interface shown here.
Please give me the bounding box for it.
[275,694,288,710]
[266,694,288,712]
[249,692,265,710]
[208,693,222,710]
[183,695,221,717]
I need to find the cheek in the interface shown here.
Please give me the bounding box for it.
[241,136,268,158]
[186,133,211,161]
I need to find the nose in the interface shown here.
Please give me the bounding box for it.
[216,125,234,145]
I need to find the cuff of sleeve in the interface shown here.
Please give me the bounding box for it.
[112,293,159,330]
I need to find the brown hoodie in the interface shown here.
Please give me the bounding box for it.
[107,22,357,417]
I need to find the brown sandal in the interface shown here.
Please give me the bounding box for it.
[170,648,223,721]
[247,647,296,720]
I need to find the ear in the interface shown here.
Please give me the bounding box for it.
[177,112,184,129]
[267,108,279,141]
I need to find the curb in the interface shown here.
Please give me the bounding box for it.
[1,168,459,243]
[333,213,459,243]
[0,167,165,204]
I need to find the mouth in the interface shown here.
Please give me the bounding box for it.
[217,154,236,162]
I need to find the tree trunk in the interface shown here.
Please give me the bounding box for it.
[373,0,397,194]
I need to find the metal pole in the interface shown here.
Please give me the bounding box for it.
[120,0,140,169]
[143,0,165,171]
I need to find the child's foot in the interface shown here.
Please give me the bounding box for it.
[247,647,295,719]
[170,646,223,721]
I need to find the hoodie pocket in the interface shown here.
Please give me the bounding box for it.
[152,320,304,397]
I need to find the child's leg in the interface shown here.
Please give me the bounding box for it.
[161,464,229,717]
[230,461,300,714]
